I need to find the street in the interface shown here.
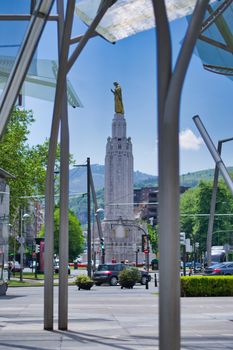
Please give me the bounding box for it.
[0,282,233,349]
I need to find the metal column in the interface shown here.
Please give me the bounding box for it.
[206,137,233,266]
[87,158,92,278]
[57,0,70,331]
[44,0,76,330]
[193,116,233,196]
[152,1,209,349]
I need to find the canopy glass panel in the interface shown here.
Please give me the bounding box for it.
[0,0,82,107]
[188,0,233,80]
[75,0,215,42]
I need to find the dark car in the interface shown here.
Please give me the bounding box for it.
[204,262,233,276]
[93,263,151,286]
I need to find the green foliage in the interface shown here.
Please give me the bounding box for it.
[0,109,35,221]
[181,276,233,297]
[118,268,138,288]
[0,108,75,232]
[75,274,93,284]
[39,207,84,261]
[126,267,141,281]
[147,224,158,253]
[75,274,94,290]
[180,180,233,252]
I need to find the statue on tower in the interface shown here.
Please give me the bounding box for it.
[111,82,124,114]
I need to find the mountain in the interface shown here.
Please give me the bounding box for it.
[69,164,156,194]
[180,167,233,188]
[70,164,233,194]
[69,165,233,226]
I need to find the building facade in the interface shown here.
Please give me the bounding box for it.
[103,110,144,263]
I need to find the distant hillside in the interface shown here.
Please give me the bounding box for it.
[180,167,233,188]
[69,165,233,225]
[70,164,233,195]
[69,164,156,193]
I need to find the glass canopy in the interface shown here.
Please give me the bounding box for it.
[188,0,233,81]
[75,0,215,42]
[0,0,82,107]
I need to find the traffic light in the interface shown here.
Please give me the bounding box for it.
[100,237,105,249]
[180,232,186,245]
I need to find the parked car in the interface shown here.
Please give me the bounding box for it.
[204,262,233,276]
[185,261,203,271]
[54,262,71,275]
[93,263,151,286]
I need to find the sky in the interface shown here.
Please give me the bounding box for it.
[1,1,233,176]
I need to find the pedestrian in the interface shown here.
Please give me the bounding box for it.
[189,267,193,276]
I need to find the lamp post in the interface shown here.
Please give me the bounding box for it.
[74,158,92,277]
[19,211,30,282]
[95,208,105,264]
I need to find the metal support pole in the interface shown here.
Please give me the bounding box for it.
[183,245,186,276]
[44,0,75,331]
[20,209,23,282]
[206,142,221,266]
[67,0,115,72]
[57,0,69,330]
[87,158,92,278]
[90,170,104,263]
[204,135,233,266]
[152,1,209,349]
[193,116,233,196]
[58,90,69,330]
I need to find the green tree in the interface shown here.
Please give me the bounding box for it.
[39,207,84,261]
[0,109,35,220]
[0,108,74,228]
[180,180,233,252]
[147,224,158,254]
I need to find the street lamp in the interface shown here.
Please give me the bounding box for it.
[19,212,30,282]
[95,208,105,264]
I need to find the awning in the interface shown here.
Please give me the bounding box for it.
[75,0,215,42]
[189,0,233,80]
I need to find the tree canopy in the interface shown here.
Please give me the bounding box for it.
[39,207,84,261]
[0,108,74,228]
[180,180,233,252]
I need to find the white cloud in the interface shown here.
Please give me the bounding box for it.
[179,129,203,151]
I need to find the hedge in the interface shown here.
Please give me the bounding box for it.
[181,276,233,297]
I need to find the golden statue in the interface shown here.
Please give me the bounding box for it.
[111,82,124,114]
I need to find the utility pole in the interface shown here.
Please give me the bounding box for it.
[87,157,92,278]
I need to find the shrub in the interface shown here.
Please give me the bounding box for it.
[119,268,139,289]
[75,274,94,290]
[127,267,141,282]
[181,276,233,297]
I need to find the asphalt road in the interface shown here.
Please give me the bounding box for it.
[0,282,233,349]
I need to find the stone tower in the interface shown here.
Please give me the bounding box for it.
[103,84,141,263]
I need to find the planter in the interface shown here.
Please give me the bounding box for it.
[77,282,94,290]
[120,281,135,289]
[119,268,139,289]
